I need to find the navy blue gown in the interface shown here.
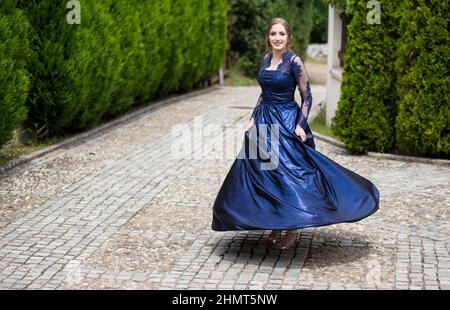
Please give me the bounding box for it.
[211,50,379,231]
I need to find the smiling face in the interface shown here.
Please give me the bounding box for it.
[269,23,288,52]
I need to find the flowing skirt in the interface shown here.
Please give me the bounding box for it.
[211,101,380,231]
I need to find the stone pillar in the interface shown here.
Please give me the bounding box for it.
[325,5,344,127]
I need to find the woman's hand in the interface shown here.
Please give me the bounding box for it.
[244,117,254,132]
[295,124,307,142]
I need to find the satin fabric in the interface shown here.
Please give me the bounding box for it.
[211,51,379,231]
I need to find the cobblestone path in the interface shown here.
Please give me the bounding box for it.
[0,86,449,290]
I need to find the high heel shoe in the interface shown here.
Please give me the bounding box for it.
[266,230,281,245]
[271,231,300,250]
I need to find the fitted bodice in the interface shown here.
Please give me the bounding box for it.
[258,50,297,104]
[252,49,313,130]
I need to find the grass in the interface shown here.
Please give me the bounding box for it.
[309,106,340,140]
[0,135,68,167]
[225,57,327,86]
[309,76,324,86]
[224,61,259,87]
[305,56,327,65]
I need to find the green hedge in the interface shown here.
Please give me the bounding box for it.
[174,0,228,92]
[14,0,227,139]
[394,0,450,157]
[331,1,400,154]
[331,0,449,158]
[0,0,30,146]
[229,0,314,76]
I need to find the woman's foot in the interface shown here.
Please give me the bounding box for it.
[266,230,281,245]
[272,230,299,250]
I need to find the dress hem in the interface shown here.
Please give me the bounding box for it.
[211,202,379,232]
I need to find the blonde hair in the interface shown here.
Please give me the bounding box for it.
[264,18,293,53]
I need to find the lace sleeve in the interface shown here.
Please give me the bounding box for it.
[290,55,312,129]
[250,52,270,120]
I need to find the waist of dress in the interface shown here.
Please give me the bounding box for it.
[261,98,296,105]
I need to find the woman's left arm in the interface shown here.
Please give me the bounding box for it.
[290,55,313,130]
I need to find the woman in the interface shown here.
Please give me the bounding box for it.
[211,18,379,250]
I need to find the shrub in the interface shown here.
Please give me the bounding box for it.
[331,1,400,154]
[394,0,450,158]
[0,0,30,146]
[331,0,449,158]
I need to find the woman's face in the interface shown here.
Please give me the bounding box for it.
[269,23,288,52]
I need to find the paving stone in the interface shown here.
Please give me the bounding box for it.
[0,86,449,290]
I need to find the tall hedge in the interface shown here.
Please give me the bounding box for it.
[331,1,400,154]
[175,0,220,91]
[229,0,314,76]
[17,0,117,136]
[0,0,30,146]
[331,0,449,158]
[15,0,227,139]
[394,0,450,157]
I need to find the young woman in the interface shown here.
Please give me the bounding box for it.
[212,18,379,250]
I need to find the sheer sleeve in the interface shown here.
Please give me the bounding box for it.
[250,52,270,120]
[290,55,312,129]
